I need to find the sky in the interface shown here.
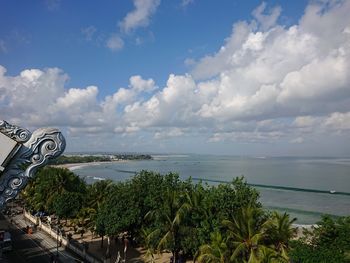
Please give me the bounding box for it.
[0,0,350,156]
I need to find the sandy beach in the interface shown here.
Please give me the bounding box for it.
[51,160,130,171]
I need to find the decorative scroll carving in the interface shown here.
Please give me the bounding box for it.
[0,120,31,143]
[0,121,66,207]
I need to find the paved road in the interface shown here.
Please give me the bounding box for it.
[0,212,52,262]
[0,212,82,263]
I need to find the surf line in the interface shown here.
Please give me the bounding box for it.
[191,177,350,196]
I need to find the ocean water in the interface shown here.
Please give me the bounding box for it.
[73,155,350,224]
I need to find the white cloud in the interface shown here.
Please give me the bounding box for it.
[293,116,316,128]
[322,112,350,132]
[252,2,281,30]
[129,75,156,92]
[2,1,350,154]
[119,0,161,33]
[123,74,199,127]
[187,1,350,125]
[102,75,156,113]
[106,35,124,51]
[190,21,254,80]
[181,0,194,8]
[81,26,97,41]
[277,50,348,104]
[54,86,98,111]
[154,128,184,139]
[209,131,284,143]
[290,112,350,138]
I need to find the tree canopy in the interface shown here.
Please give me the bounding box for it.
[21,166,350,262]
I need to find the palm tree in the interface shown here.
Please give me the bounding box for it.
[259,246,289,263]
[185,184,210,219]
[86,179,114,210]
[72,207,96,238]
[22,167,82,212]
[222,206,270,262]
[196,231,229,263]
[141,228,156,263]
[263,211,297,259]
[146,189,189,262]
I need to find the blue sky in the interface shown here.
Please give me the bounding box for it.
[1,0,307,93]
[1,0,350,156]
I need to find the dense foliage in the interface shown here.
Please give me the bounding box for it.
[21,167,86,213]
[290,215,350,262]
[21,167,350,262]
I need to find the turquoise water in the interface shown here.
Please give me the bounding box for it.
[73,155,350,224]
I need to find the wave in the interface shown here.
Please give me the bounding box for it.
[69,165,85,171]
[191,177,350,196]
[85,175,106,181]
[93,176,105,181]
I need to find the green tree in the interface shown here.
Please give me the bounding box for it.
[22,167,86,213]
[197,231,230,263]
[141,228,157,263]
[86,179,114,210]
[72,207,97,239]
[222,206,272,262]
[263,211,296,258]
[129,171,166,237]
[290,215,350,262]
[206,177,261,224]
[53,191,83,223]
[95,182,140,256]
[180,183,213,257]
[146,188,189,262]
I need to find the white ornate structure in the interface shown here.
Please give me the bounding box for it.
[0,120,66,207]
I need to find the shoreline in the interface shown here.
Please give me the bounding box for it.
[51,159,130,171]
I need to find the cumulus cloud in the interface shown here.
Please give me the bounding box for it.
[322,112,350,132]
[2,0,350,153]
[129,75,156,92]
[102,75,156,113]
[106,35,124,51]
[252,2,281,30]
[154,128,184,139]
[188,1,350,124]
[122,0,350,143]
[0,66,106,128]
[119,0,161,33]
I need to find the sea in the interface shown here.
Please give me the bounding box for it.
[72,155,350,224]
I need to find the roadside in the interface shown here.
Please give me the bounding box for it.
[4,202,173,263]
[1,206,83,263]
